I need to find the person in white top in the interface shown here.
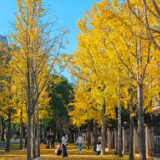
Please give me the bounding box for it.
[76,134,83,153]
[62,133,68,157]
[96,142,101,155]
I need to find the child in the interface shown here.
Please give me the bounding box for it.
[55,143,62,156]
[96,142,101,155]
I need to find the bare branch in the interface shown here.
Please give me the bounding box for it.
[142,40,152,80]
[142,0,160,19]
[144,6,160,51]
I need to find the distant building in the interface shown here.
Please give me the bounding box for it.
[0,35,8,45]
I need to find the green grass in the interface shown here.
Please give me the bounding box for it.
[0,144,20,151]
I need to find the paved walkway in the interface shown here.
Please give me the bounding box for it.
[0,139,25,147]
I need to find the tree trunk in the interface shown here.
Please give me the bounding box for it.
[42,124,45,140]
[118,81,122,157]
[27,115,31,160]
[27,59,31,160]
[5,109,11,152]
[100,80,106,155]
[1,117,5,141]
[12,123,15,139]
[20,109,23,150]
[36,103,40,157]
[0,117,2,137]
[31,115,36,159]
[87,120,90,149]
[137,82,146,160]
[135,40,146,160]
[129,109,134,160]
[54,121,56,135]
[55,121,58,141]
[101,99,105,155]
[50,121,51,134]
[93,122,97,152]
[129,84,134,160]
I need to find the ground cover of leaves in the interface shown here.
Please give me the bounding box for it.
[0,143,147,160]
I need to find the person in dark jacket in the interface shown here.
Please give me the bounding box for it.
[50,132,55,148]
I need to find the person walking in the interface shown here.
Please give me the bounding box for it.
[62,133,68,158]
[76,134,83,153]
[50,132,55,148]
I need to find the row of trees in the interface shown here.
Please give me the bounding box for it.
[68,1,160,160]
[1,0,160,160]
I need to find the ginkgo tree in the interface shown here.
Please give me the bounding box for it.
[7,0,68,159]
[67,3,121,153]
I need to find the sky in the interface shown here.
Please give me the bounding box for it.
[0,0,102,82]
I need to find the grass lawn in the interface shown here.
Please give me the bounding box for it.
[0,143,150,160]
[0,144,20,151]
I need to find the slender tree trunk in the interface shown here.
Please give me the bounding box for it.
[56,121,58,141]
[100,80,106,155]
[118,80,122,157]
[136,40,146,160]
[20,109,23,150]
[1,117,5,141]
[54,121,56,136]
[27,115,31,160]
[129,84,134,160]
[42,124,45,140]
[93,122,97,152]
[33,116,36,158]
[101,99,105,155]
[12,123,15,139]
[27,58,31,160]
[31,116,33,157]
[0,117,2,137]
[87,120,90,149]
[78,127,80,134]
[31,115,36,159]
[50,121,51,134]
[137,82,146,160]
[5,109,11,152]
[36,103,40,157]
[129,109,134,160]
